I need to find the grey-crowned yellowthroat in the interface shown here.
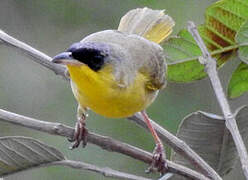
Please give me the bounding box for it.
[52,7,174,173]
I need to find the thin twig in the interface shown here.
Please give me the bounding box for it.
[0,158,151,180]
[0,156,150,180]
[187,21,248,180]
[52,160,212,180]
[158,173,174,180]
[0,28,222,180]
[0,29,68,80]
[47,160,152,180]
[0,109,210,180]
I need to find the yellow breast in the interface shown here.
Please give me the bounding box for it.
[67,64,155,118]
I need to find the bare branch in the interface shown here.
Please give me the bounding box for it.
[167,162,210,180]
[48,160,152,180]
[0,29,68,80]
[0,109,151,163]
[0,156,151,180]
[187,21,248,180]
[51,160,212,180]
[0,108,211,180]
[158,173,174,180]
[0,28,221,180]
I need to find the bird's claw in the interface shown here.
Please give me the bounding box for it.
[146,143,168,175]
[68,115,88,149]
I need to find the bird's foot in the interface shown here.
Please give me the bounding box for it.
[68,114,88,149]
[146,143,168,175]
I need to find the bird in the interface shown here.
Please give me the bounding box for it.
[52,7,174,173]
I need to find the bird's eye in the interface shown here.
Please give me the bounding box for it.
[71,48,105,71]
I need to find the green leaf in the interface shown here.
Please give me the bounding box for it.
[164,0,248,83]
[0,136,65,177]
[228,62,248,98]
[229,20,248,98]
[236,20,248,63]
[163,30,205,82]
[170,106,248,179]
[205,0,248,39]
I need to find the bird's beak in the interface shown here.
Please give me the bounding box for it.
[52,52,83,66]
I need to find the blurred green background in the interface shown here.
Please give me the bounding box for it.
[0,0,246,179]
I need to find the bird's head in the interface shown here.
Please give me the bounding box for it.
[52,40,135,87]
[52,42,112,72]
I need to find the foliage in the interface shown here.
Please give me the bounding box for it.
[229,21,248,98]
[0,137,64,177]
[171,106,248,179]
[164,0,248,85]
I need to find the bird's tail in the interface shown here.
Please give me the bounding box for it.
[118,7,175,44]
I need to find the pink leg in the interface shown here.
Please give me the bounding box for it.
[141,110,168,174]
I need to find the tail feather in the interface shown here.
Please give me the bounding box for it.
[118,7,175,44]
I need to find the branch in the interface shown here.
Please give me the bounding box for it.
[0,29,68,80]
[0,157,151,180]
[0,109,151,163]
[0,29,222,180]
[187,21,248,180]
[47,160,152,180]
[0,109,211,180]
[52,159,218,180]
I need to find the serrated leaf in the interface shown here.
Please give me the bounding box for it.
[164,0,248,83]
[170,106,248,179]
[236,20,248,63]
[0,136,65,177]
[228,62,248,98]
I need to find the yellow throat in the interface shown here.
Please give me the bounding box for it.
[67,64,154,118]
